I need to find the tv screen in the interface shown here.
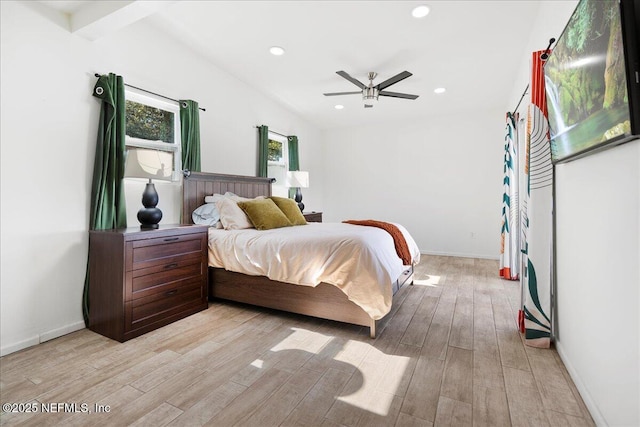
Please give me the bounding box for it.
[545,0,640,163]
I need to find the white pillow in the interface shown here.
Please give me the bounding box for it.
[193,194,224,227]
[224,192,249,202]
[192,203,221,227]
[223,192,266,202]
[216,197,254,230]
[204,193,225,204]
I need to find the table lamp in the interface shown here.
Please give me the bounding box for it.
[286,170,309,211]
[124,147,173,229]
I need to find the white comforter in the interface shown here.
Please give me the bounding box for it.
[208,222,420,319]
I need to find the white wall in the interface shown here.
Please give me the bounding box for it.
[555,140,639,426]
[322,110,504,259]
[507,1,639,425]
[0,1,323,355]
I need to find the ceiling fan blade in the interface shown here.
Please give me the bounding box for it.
[323,91,362,96]
[336,71,366,89]
[376,71,412,90]
[379,90,419,100]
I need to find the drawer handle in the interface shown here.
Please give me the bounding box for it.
[164,237,180,242]
[165,289,178,296]
[164,263,179,269]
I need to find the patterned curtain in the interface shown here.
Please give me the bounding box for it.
[521,50,554,348]
[517,113,528,333]
[179,100,201,172]
[83,73,128,326]
[500,112,520,280]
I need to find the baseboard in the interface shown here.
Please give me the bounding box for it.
[40,321,86,343]
[0,321,86,357]
[0,335,40,357]
[555,341,606,426]
[420,250,499,260]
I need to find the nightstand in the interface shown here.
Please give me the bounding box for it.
[88,224,209,342]
[303,211,323,223]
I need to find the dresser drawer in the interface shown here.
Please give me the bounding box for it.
[125,280,204,332]
[130,260,204,299]
[131,251,202,278]
[131,236,204,270]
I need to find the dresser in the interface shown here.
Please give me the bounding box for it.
[88,224,208,342]
[303,211,323,223]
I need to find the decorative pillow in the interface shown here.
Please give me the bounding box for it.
[237,198,292,230]
[192,203,221,227]
[204,193,225,204]
[224,192,265,202]
[215,197,254,230]
[224,191,243,200]
[270,196,307,226]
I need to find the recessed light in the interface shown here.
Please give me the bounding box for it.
[269,46,285,56]
[412,5,430,18]
[434,87,446,94]
[334,104,344,110]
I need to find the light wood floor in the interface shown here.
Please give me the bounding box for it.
[0,255,594,426]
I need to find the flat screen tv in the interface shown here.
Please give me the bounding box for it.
[545,0,640,163]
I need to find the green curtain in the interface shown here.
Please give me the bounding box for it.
[288,135,299,199]
[83,73,128,326]
[180,100,201,172]
[257,125,269,177]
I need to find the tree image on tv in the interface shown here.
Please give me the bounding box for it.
[545,0,631,161]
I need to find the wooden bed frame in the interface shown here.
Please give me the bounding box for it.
[182,171,413,338]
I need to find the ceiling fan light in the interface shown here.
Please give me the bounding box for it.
[412,5,430,18]
[434,87,446,94]
[363,87,379,106]
[334,104,344,110]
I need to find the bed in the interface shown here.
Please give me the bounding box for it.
[182,171,419,337]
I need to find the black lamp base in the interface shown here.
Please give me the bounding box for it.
[138,208,162,228]
[294,187,304,212]
[138,182,163,229]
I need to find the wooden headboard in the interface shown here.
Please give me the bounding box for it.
[182,172,274,224]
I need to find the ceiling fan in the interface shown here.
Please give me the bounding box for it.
[324,70,419,108]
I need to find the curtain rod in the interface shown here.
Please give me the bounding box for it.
[94,73,206,111]
[511,84,529,114]
[255,126,288,138]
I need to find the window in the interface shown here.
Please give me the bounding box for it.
[125,89,182,181]
[267,132,288,197]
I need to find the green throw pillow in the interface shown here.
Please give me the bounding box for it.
[270,196,307,226]
[237,198,292,230]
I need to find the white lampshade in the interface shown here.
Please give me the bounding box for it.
[286,170,309,188]
[124,147,173,181]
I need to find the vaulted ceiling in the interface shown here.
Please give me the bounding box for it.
[40,1,550,130]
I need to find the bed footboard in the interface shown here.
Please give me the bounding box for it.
[210,269,373,328]
[209,264,414,338]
